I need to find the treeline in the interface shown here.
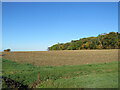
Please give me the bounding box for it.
[48,32,120,50]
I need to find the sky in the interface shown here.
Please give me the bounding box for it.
[1,0,120,2]
[2,2,118,51]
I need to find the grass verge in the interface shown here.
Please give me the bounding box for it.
[2,59,118,88]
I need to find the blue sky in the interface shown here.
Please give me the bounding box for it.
[2,2,118,51]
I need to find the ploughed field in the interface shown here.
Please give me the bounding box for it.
[2,49,118,66]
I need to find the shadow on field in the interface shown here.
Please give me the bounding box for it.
[2,76,28,89]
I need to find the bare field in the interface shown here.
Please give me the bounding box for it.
[2,49,118,66]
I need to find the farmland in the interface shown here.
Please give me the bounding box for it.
[2,50,118,88]
[2,49,118,66]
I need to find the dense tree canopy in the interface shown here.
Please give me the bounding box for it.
[48,32,120,50]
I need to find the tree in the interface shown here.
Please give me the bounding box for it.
[4,49,11,52]
[70,43,77,50]
[48,32,119,50]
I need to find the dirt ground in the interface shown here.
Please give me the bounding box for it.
[2,49,118,66]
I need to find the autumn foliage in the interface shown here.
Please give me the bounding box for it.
[48,32,120,50]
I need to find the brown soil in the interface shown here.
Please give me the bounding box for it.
[2,49,118,66]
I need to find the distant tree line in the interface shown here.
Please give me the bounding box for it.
[48,32,120,50]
